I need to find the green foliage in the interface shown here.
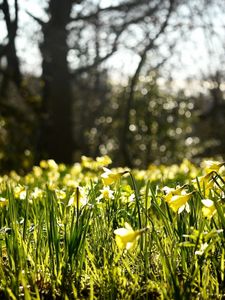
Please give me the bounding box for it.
[121,74,196,166]
[1,71,225,172]
[0,157,225,298]
[0,115,35,172]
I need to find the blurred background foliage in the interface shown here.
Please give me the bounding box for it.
[0,0,225,172]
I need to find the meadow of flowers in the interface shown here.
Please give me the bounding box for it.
[0,156,225,299]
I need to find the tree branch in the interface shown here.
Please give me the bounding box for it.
[71,0,150,22]
[120,0,176,166]
[26,10,46,27]
[72,26,123,75]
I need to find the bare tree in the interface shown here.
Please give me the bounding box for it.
[27,0,225,165]
[29,0,174,163]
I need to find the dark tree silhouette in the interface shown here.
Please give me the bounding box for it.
[36,0,74,163]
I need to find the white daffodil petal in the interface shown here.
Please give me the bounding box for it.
[185,203,190,213]
[114,228,129,236]
[178,205,185,214]
[124,222,133,231]
[201,199,214,207]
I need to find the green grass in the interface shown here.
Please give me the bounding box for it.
[0,157,224,299]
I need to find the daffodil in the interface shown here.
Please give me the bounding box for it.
[9,171,20,181]
[101,167,127,186]
[14,185,27,200]
[81,156,95,169]
[192,172,214,196]
[31,187,44,200]
[0,197,8,207]
[163,186,192,213]
[201,199,216,218]
[114,222,148,250]
[168,193,192,213]
[120,185,135,203]
[195,242,209,256]
[32,166,43,177]
[96,155,112,167]
[40,159,58,170]
[163,186,184,203]
[201,160,224,174]
[63,174,79,188]
[67,186,88,208]
[55,189,67,200]
[180,158,198,178]
[81,155,112,170]
[98,186,114,200]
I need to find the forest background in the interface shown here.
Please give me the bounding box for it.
[0,0,225,172]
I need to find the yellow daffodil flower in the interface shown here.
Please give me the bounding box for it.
[168,193,192,213]
[96,155,112,167]
[31,187,44,200]
[0,197,8,207]
[67,186,88,208]
[163,186,184,203]
[14,185,27,200]
[81,155,112,170]
[32,166,43,177]
[163,186,192,213]
[40,159,58,170]
[201,160,224,174]
[81,156,95,169]
[55,189,67,200]
[192,172,214,196]
[201,199,216,218]
[114,222,148,250]
[99,186,114,200]
[101,167,127,185]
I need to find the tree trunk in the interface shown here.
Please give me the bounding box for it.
[39,0,74,163]
[1,0,21,96]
